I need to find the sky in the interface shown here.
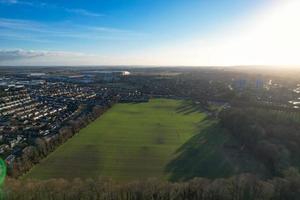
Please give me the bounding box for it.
[0,0,299,66]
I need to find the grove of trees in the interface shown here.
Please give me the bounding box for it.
[220,107,300,177]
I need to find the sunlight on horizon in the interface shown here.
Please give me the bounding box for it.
[129,0,300,67]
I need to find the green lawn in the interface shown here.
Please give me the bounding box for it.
[24,99,211,181]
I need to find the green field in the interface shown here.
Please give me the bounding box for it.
[25,99,230,181]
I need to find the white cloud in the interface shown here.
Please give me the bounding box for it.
[0,18,45,32]
[0,0,19,4]
[0,0,34,6]
[0,49,135,66]
[0,49,95,63]
[0,49,44,61]
[66,8,104,17]
[0,1,103,17]
[0,18,146,42]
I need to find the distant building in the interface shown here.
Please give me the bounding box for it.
[234,79,247,90]
[28,73,46,77]
[83,70,131,82]
[256,79,264,89]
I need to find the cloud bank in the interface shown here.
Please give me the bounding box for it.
[0,49,45,61]
[0,49,100,66]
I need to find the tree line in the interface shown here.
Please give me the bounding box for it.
[3,168,300,200]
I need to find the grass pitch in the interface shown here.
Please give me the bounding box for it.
[25,99,211,181]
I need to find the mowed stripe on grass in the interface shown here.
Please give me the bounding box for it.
[24,99,206,181]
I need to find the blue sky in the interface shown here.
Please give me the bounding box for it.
[0,0,298,66]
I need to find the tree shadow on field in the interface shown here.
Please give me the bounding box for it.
[165,122,234,181]
[176,101,204,115]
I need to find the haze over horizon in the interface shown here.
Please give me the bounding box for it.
[0,0,300,67]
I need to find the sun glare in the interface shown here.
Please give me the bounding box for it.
[236,0,300,66]
[189,0,300,67]
[143,0,300,67]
